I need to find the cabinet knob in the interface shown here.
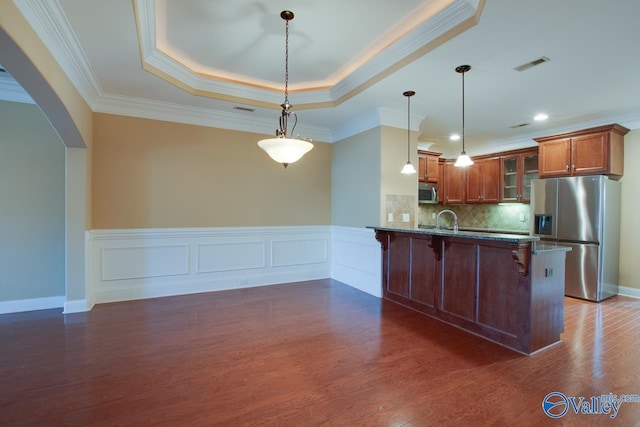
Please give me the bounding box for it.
[572,164,576,170]
[565,164,569,171]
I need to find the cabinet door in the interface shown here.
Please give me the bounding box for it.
[539,138,571,177]
[465,162,482,203]
[438,162,444,203]
[571,132,609,175]
[501,155,519,202]
[466,158,500,203]
[521,153,538,202]
[481,158,501,203]
[418,155,427,183]
[443,162,465,204]
[410,237,436,309]
[386,235,411,298]
[425,155,439,183]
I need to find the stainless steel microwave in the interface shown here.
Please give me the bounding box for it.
[418,182,438,204]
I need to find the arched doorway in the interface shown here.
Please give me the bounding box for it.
[0,24,90,313]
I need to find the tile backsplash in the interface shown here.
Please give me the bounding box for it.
[386,194,416,228]
[418,203,531,233]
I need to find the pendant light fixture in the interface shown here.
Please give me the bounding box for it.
[257,10,313,168]
[401,90,417,175]
[454,65,474,167]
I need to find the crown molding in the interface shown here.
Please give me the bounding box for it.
[331,0,480,101]
[436,112,640,158]
[134,0,483,109]
[14,0,103,107]
[93,93,333,143]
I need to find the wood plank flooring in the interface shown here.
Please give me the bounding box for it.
[1,279,639,426]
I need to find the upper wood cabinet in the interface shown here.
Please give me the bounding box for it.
[418,151,440,183]
[443,161,465,204]
[500,149,539,203]
[466,158,500,203]
[534,124,629,179]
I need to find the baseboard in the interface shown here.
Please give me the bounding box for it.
[618,286,640,299]
[63,299,95,314]
[0,295,64,315]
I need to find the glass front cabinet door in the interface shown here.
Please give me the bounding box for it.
[500,150,538,203]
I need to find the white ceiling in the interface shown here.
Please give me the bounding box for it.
[4,0,640,157]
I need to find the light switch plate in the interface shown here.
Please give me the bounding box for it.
[402,213,410,222]
[388,213,393,222]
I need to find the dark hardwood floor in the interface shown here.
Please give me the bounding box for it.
[1,279,639,426]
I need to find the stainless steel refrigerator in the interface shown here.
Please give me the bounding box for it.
[530,175,621,302]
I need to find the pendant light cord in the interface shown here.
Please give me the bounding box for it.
[461,69,465,154]
[407,94,411,161]
[284,17,289,106]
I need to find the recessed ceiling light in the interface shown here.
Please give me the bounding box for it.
[534,113,549,121]
[449,134,460,141]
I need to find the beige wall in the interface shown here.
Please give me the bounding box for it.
[619,129,640,290]
[380,126,418,227]
[92,113,331,229]
[331,127,381,227]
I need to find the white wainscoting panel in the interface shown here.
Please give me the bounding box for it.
[101,245,190,281]
[331,226,382,298]
[197,242,266,273]
[87,226,332,304]
[271,239,328,267]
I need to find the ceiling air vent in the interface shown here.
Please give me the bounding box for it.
[514,56,550,72]
[510,123,530,129]
[233,106,254,112]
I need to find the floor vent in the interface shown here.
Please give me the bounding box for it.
[514,56,550,72]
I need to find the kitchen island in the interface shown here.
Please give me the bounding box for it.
[369,226,570,355]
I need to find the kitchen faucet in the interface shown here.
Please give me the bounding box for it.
[436,209,458,233]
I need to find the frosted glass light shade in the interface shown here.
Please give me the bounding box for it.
[454,153,474,167]
[401,161,417,174]
[258,137,313,166]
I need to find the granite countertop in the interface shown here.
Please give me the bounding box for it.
[532,243,573,254]
[368,226,539,243]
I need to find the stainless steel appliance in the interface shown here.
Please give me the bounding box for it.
[418,182,438,204]
[530,176,621,302]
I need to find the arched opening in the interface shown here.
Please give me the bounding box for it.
[0,25,90,313]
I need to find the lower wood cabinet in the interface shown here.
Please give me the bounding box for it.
[383,233,436,311]
[375,229,565,355]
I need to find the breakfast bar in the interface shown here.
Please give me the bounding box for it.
[369,226,570,355]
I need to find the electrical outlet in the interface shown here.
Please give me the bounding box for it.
[388,213,394,222]
[402,213,410,222]
[519,213,525,222]
[432,212,436,219]
[545,268,553,277]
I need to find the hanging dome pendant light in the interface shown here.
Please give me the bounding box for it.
[257,10,313,168]
[454,65,474,167]
[401,90,417,174]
